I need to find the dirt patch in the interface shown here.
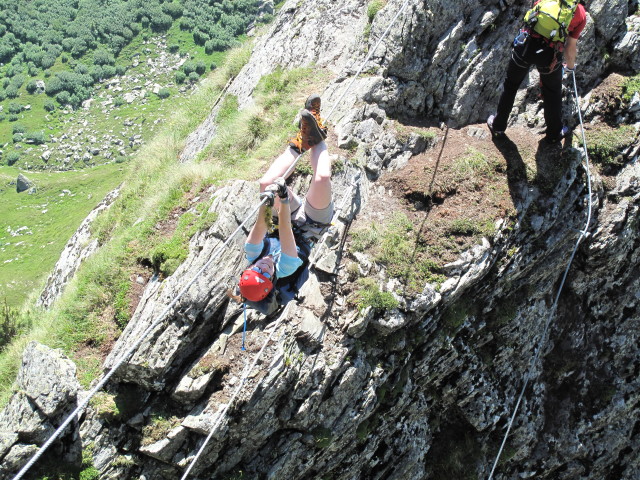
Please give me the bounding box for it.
[344,122,566,293]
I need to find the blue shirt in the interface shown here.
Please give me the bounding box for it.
[245,237,303,279]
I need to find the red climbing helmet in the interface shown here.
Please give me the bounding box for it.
[238,269,273,301]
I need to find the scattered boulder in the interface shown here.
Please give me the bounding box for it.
[16,174,33,193]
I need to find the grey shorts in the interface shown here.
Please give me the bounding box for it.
[290,192,334,225]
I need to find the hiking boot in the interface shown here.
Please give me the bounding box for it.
[289,109,326,154]
[487,114,505,138]
[544,125,570,144]
[305,93,328,139]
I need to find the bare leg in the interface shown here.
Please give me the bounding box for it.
[259,147,299,192]
[305,141,331,210]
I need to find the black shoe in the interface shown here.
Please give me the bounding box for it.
[544,126,570,144]
[487,114,505,138]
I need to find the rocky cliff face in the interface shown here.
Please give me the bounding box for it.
[2,1,639,479]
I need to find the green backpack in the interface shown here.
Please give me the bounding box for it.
[524,0,578,43]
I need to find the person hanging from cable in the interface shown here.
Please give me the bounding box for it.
[233,94,332,315]
[487,0,587,144]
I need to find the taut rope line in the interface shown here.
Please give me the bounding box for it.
[487,69,593,479]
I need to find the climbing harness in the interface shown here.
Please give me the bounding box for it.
[487,69,593,479]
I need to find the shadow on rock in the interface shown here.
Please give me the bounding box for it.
[534,138,571,195]
[492,134,529,211]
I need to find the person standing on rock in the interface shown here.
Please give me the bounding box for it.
[235,94,332,315]
[487,0,587,143]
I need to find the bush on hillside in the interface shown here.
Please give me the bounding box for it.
[6,151,20,165]
[157,88,170,99]
[175,70,186,84]
[8,102,22,114]
[26,131,46,145]
[1,301,23,352]
[26,80,38,94]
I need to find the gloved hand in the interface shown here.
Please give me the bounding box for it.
[265,178,288,200]
[259,190,275,207]
[272,177,288,199]
[563,63,576,75]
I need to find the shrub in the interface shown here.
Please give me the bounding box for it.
[162,2,184,19]
[93,48,115,66]
[0,89,6,101]
[1,301,24,351]
[0,113,5,122]
[188,71,200,83]
[114,96,125,107]
[102,65,116,78]
[6,151,20,165]
[56,90,71,105]
[115,65,127,76]
[353,278,398,312]
[169,44,180,54]
[174,70,186,84]
[367,0,386,22]
[12,133,23,143]
[44,99,56,112]
[8,102,22,114]
[75,63,89,75]
[26,80,38,93]
[8,114,18,122]
[195,60,206,75]
[26,131,46,144]
[12,124,26,134]
[5,85,19,98]
[150,12,173,32]
[182,60,197,75]
[156,87,170,99]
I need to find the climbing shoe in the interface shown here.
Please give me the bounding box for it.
[289,109,326,154]
[487,114,505,138]
[544,125,571,144]
[304,93,328,139]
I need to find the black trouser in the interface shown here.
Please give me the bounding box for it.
[494,35,563,138]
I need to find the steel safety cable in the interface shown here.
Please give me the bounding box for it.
[179,306,291,480]
[282,0,414,181]
[487,69,593,480]
[181,2,416,477]
[12,196,270,480]
[14,1,416,477]
[181,173,360,478]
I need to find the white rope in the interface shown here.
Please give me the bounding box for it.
[487,70,593,479]
[12,197,269,480]
[180,1,415,477]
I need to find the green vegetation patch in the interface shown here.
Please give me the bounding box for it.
[350,212,446,293]
[141,414,182,446]
[0,164,126,307]
[311,426,334,449]
[352,277,399,312]
[585,124,637,174]
[622,73,640,102]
